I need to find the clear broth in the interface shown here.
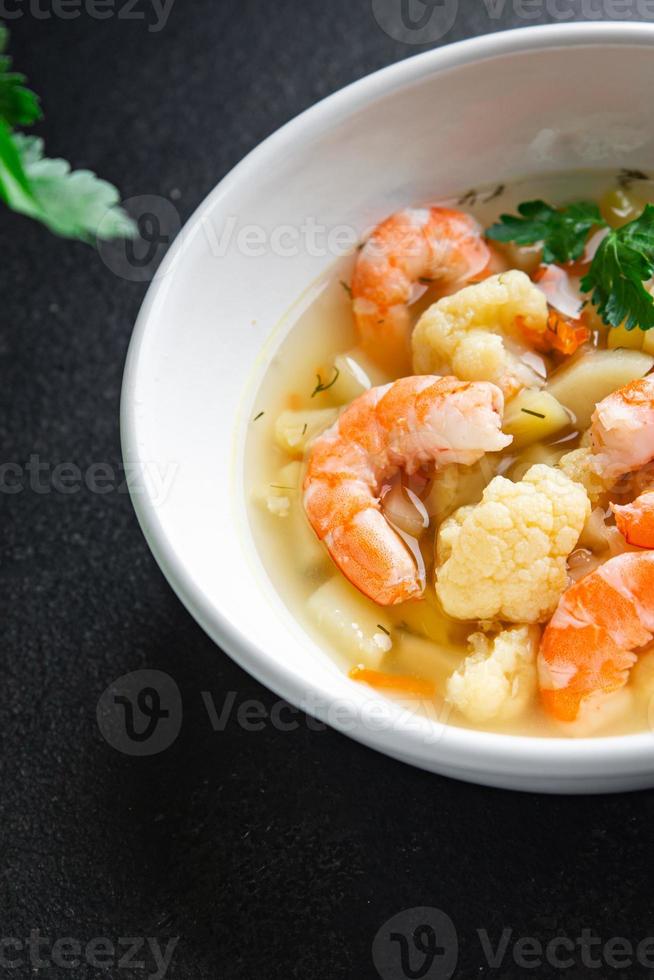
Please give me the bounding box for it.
[245,170,654,738]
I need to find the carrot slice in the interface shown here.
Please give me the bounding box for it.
[545,309,591,356]
[517,310,589,357]
[349,666,436,698]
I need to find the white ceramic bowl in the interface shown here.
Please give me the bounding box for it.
[122,22,654,793]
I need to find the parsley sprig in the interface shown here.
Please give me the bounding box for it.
[486,199,603,264]
[581,204,654,331]
[486,198,654,331]
[0,25,134,241]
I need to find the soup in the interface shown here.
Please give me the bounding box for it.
[246,170,654,738]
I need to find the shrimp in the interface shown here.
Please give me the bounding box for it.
[537,381,654,721]
[590,375,654,482]
[351,208,491,373]
[558,375,654,548]
[302,376,511,606]
[538,552,654,722]
[613,492,654,548]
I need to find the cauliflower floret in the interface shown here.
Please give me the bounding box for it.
[436,464,591,623]
[558,447,606,504]
[446,625,540,723]
[412,270,549,395]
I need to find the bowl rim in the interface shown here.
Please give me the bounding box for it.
[121,20,654,777]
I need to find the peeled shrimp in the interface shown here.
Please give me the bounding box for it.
[302,376,511,606]
[613,492,654,548]
[539,552,654,722]
[590,375,654,482]
[351,208,490,372]
[583,375,654,547]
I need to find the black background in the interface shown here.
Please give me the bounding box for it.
[4,2,654,979]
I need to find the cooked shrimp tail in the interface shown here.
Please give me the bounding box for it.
[351,207,490,373]
[613,491,654,548]
[538,552,654,722]
[303,376,511,606]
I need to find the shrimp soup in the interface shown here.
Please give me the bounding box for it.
[246,171,654,739]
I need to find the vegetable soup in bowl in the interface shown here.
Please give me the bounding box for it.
[122,23,654,792]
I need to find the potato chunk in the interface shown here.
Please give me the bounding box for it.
[607,323,644,351]
[329,353,371,403]
[503,389,571,448]
[546,349,654,429]
[274,408,338,455]
[307,577,393,669]
[254,461,301,519]
[254,462,327,573]
[393,632,462,691]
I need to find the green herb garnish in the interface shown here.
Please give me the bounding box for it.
[0,26,134,241]
[0,26,40,127]
[486,199,603,264]
[521,408,546,419]
[311,367,340,397]
[580,204,654,330]
[253,411,265,421]
[485,197,654,331]
[340,280,353,298]
[377,624,390,636]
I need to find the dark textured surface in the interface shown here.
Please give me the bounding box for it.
[4,3,654,979]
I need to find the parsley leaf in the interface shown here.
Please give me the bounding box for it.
[486,199,604,264]
[2,133,136,241]
[581,204,654,331]
[0,25,133,243]
[0,119,36,213]
[0,26,41,127]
